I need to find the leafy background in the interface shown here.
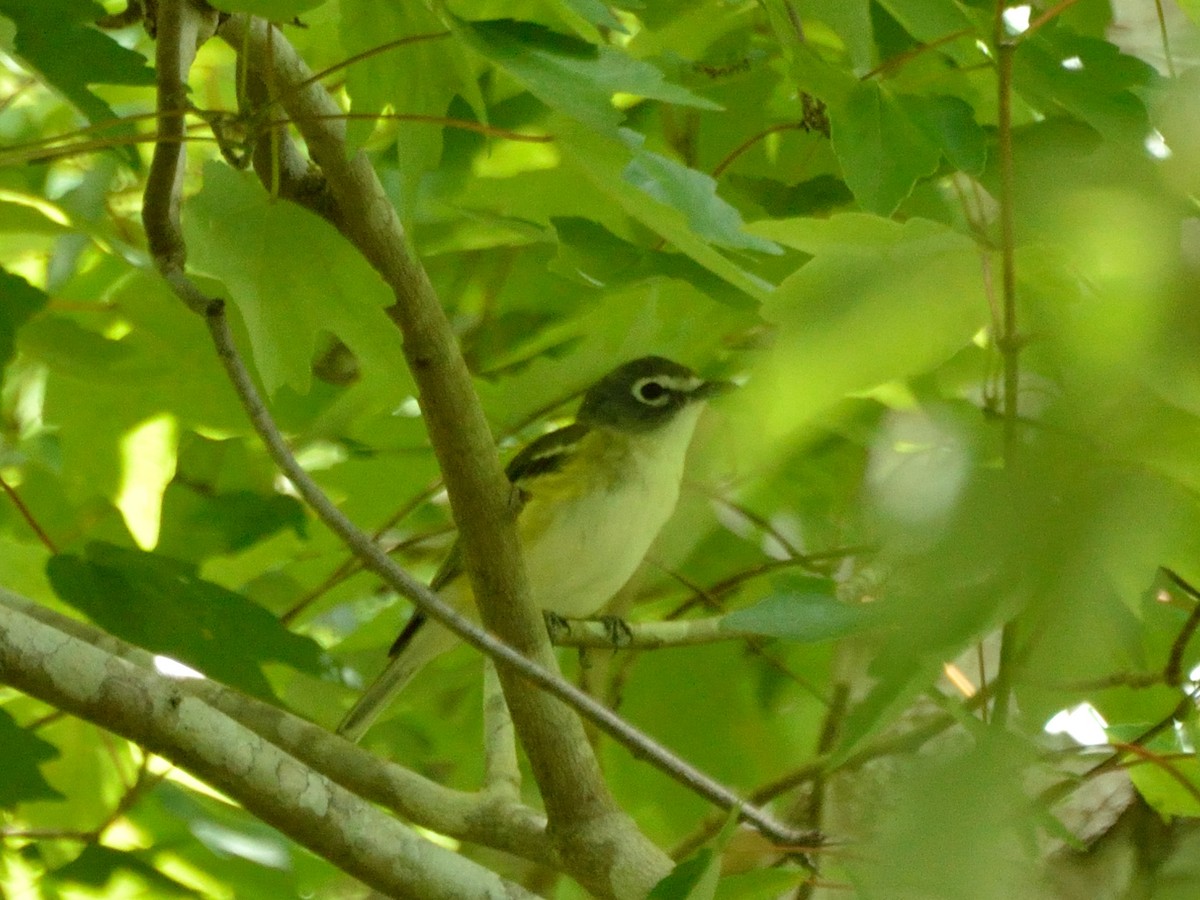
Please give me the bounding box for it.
[2,0,1200,897]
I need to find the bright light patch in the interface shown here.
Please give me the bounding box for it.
[394,396,421,418]
[1177,720,1196,753]
[1045,703,1108,746]
[192,821,289,869]
[1144,129,1172,160]
[154,655,205,680]
[1060,55,1084,70]
[1002,5,1031,33]
[0,189,70,226]
[116,414,177,549]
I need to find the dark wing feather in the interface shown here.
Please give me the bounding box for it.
[505,422,590,487]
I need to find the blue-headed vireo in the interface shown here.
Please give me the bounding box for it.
[337,356,727,740]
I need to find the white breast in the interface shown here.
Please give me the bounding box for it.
[523,405,705,618]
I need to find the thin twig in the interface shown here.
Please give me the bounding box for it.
[989,0,1021,726]
[0,475,57,553]
[862,28,973,80]
[1021,0,1084,40]
[1152,0,1177,78]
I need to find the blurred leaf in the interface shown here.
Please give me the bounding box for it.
[0,708,63,808]
[0,267,48,381]
[649,849,718,900]
[743,214,985,444]
[183,162,408,398]
[454,18,720,132]
[712,868,809,900]
[205,0,325,16]
[723,575,874,641]
[47,542,325,700]
[51,844,196,896]
[555,0,625,32]
[549,216,755,306]
[649,808,737,899]
[723,174,853,218]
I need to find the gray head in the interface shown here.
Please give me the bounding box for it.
[576,356,727,433]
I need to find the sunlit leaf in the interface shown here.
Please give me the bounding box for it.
[454,18,720,132]
[183,162,408,398]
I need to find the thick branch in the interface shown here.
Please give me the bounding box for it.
[0,593,540,900]
[4,592,554,865]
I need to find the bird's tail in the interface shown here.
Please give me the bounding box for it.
[336,617,459,742]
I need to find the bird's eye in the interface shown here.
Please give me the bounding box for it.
[633,378,671,406]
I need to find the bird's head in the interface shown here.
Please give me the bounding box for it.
[576,356,731,433]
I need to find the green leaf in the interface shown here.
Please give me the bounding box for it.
[898,93,986,175]
[0,267,48,380]
[712,868,810,900]
[1014,29,1156,146]
[157,486,307,563]
[554,0,626,33]
[724,174,854,218]
[550,217,761,306]
[204,0,326,17]
[558,125,774,304]
[183,162,409,398]
[825,82,987,214]
[340,1,482,212]
[723,576,874,642]
[741,214,986,444]
[649,849,718,900]
[51,845,195,896]
[454,19,719,133]
[649,808,738,900]
[0,708,63,808]
[621,133,783,255]
[0,0,153,163]
[47,542,325,700]
[1125,728,1200,818]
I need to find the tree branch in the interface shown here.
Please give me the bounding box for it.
[2,591,556,865]
[0,592,541,899]
[549,614,755,650]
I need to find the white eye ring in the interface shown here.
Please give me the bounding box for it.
[632,377,672,406]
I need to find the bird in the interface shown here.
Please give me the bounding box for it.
[337,355,729,741]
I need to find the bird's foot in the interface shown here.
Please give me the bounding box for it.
[598,615,634,649]
[543,609,571,641]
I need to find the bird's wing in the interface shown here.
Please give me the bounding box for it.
[504,421,591,490]
[386,422,591,658]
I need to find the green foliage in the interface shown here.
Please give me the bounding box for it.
[0,709,62,808]
[1,0,1199,896]
[47,542,325,700]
